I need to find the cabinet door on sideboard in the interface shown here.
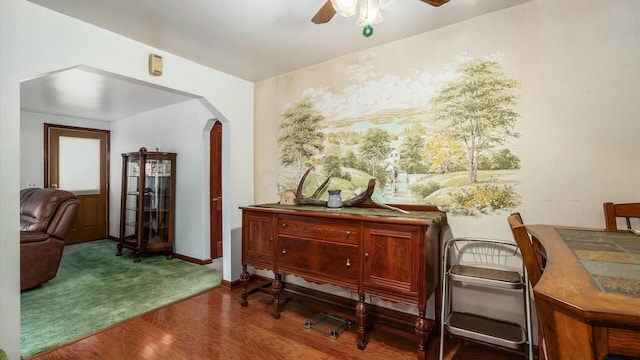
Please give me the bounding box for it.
[362,223,424,301]
[242,210,275,269]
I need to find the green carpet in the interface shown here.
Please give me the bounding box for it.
[21,239,222,358]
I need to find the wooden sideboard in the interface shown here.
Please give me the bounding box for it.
[239,204,447,359]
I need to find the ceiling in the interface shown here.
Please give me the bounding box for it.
[22,0,533,121]
[21,67,199,122]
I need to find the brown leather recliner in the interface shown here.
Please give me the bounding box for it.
[20,188,79,291]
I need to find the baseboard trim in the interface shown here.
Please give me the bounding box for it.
[173,253,212,265]
[223,277,249,290]
[107,237,212,265]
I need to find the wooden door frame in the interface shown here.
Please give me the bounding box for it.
[209,121,223,259]
[44,123,110,242]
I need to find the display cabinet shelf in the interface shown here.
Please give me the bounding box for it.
[118,151,176,262]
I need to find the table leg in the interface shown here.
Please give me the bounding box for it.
[415,310,428,360]
[272,273,282,319]
[356,293,368,350]
[240,264,249,306]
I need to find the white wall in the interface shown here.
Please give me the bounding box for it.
[1,0,254,358]
[110,100,215,259]
[21,103,219,261]
[21,102,228,262]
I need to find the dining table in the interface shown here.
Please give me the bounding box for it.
[525,225,640,359]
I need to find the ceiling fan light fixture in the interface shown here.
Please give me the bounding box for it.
[362,24,374,37]
[356,0,383,26]
[378,0,398,11]
[331,0,358,17]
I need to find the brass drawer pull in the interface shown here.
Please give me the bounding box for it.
[281,249,287,254]
[364,252,369,258]
[346,231,352,237]
[281,223,288,228]
[346,258,351,267]
[269,237,273,241]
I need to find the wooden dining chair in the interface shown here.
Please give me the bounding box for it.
[508,213,544,286]
[507,213,548,360]
[603,202,640,233]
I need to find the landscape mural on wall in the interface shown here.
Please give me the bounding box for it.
[277,52,522,217]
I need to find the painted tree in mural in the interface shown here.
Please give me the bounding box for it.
[399,135,427,174]
[359,128,391,178]
[478,149,521,170]
[323,155,351,181]
[425,135,465,174]
[430,59,520,183]
[278,98,325,180]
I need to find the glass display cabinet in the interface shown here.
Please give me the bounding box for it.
[118,151,176,262]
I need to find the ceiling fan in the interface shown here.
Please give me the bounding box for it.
[311,0,450,25]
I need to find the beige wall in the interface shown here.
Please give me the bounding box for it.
[253,0,640,335]
[255,0,640,241]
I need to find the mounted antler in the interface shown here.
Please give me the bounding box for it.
[294,169,409,214]
[342,178,376,207]
[295,169,330,206]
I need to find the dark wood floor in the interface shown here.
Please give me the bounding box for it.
[29,284,530,360]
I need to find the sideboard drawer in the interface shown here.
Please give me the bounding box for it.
[278,215,359,245]
[277,236,359,283]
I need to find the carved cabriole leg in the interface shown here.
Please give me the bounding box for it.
[415,310,428,360]
[240,264,249,306]
[272,273,282,319]
[356,294,368,350]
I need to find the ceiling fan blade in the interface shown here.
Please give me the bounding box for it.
[312,0,337,24]
[420,0,449,6]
